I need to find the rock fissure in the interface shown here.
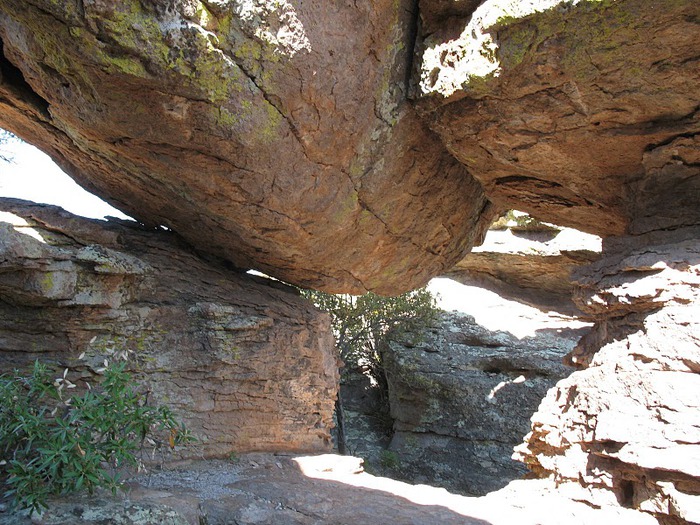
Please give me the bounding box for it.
[0,39,50,120]
[216,44,301,146]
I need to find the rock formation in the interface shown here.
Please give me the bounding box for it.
[444,216,601,315]
[0,0,493,295]
[414,0,699,237]
[0,198,338,456]
[381,312,585,495]
[515,228,700,524]
[1,1,694,294]
[0,0,698,521]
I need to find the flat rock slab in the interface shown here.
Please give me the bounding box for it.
[445,225,601,315]
[1,455,657,525]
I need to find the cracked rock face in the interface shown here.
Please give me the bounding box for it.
[0,0,697,292]
[0,0,492,295]
[414,0,700,237]
[0,198,339,456]
[516,228,700,524]
[381,311,585,496]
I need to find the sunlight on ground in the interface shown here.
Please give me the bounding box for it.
[428,277,590,338]
[295,454,479,516]
[293,454,656,525]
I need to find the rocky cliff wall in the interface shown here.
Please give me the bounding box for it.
[515,228,700,524]
[381,312,586,495]
[0,198,339,456]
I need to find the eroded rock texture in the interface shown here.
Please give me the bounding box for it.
[415,0,700,236]
[0,198,338,456]
[381,312,585,495]
[0,455,659,525]
[444,220,601,315]
[0,0,697,291]
[0,0,698,519]
[0,0,493,295]
[515,229,700,524]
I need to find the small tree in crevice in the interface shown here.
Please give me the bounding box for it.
[300,287,438,453]
[0,128,17,164]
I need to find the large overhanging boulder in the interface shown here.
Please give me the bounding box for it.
[0,0,697,293]
[414,0,699,237]
[0,0,493,295]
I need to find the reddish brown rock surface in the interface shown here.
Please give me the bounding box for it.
[0,0,492,295]
[0,1,698,521]
[415,0,700,237]
[0,1,697,291]
[0,198,338,456]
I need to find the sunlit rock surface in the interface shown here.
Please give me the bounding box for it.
[445,215,601,315]
[516,228,700,524]
[415,0,699,237]
[0,455,659,525]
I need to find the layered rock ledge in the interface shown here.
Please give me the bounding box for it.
[445,220,601,315]
[0,198,338,456]
[516,229,700,524]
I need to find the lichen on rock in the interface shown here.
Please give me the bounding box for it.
[0,0,493,295]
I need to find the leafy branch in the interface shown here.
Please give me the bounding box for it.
[0,360,193,515]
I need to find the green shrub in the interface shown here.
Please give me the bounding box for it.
[378,450,400,469]
[301,287,439,454]
[300,287,438,386]
[0,360,192,514]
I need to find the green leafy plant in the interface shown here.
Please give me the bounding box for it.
[300,287,439,454]
[301,287,438,386]
[0,360,192,514]
[378,450,400,470]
